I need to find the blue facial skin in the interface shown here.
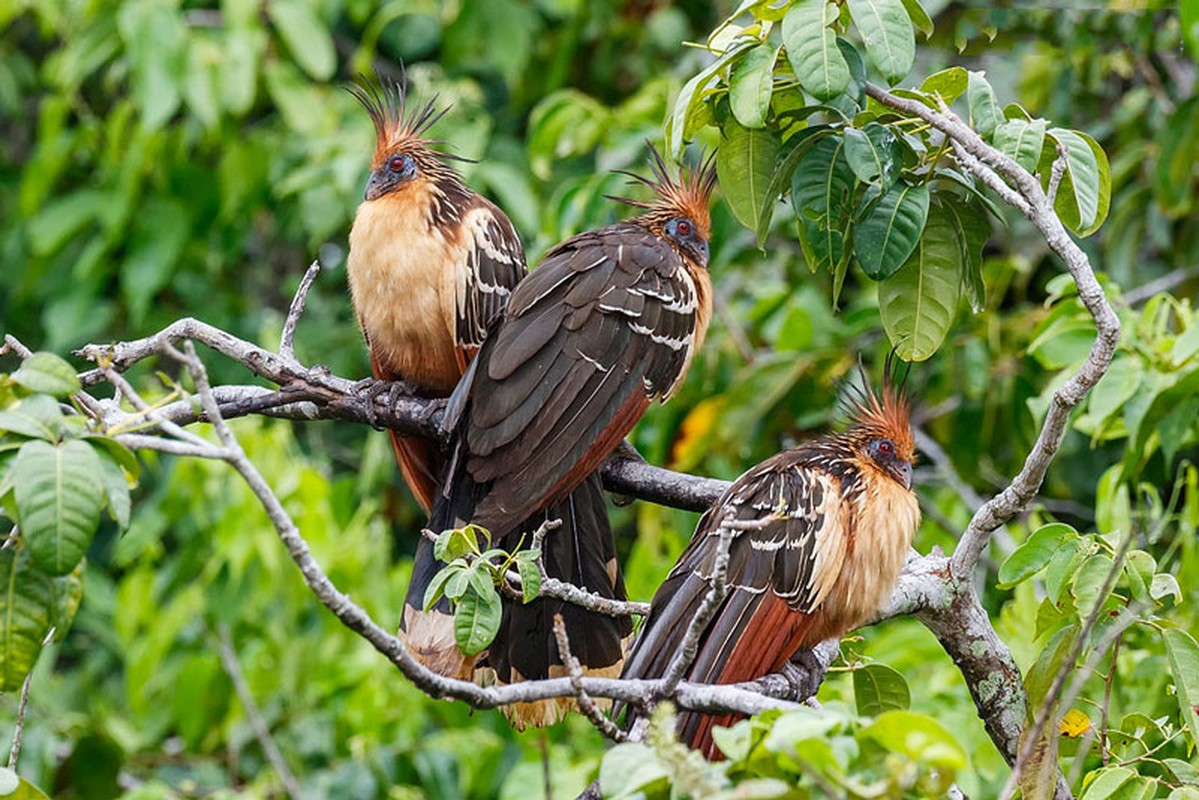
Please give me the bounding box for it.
[366,152,417,200]
[664,217,709,265]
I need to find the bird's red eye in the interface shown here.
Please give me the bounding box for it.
[388,154,408,173]
[676,219,692,235]
[878,440,894,456]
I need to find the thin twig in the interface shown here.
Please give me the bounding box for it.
[552,615,627,742]
[214,623,302,800]
[7,671,33,769]
[279,260,321,362]
[1046,142,1069,207]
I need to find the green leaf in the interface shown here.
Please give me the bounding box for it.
[1044,538,1087,606]
[994,118,1046,173]
[854,181,929,279]
[1184,0,1199,58]
[1087,357,1143,431]
[729,43,779,129]
[756,126,834,246]
[1072,552,1115,618]
[422,563,459,611]
[667,41,753,159]
[843,123,900,186]
[1162,628,1199,753]
[878,203,961,361]
[900,0,933,37]
[0,548,53,692]
[793,137,856,271]
[116,1,186,130]
[846,0,915,83]
[919,67,967,105]
[1151,573,1182,605]
[435,525,484,562]
[96,449,132,530]
[861,710,966,771]
[1045,128,1111,237]
[454,585,502,656]
[599,743,669,798]
[0,395,65,441]
[943,201,990,312]
[267,0,336,81]
[1025,625,1077,708]
[853,663,910,716]
[782,0,850,100]
[11,353,80,398]
[516,557,541,604]
[1079,766,1135,800]
[966,71,1003,139]
[49,564,84,644]
[997,523,1075,588]
[0,767,52,799]
[718,122,782,232]
[12,440,104,575]
[1154,97,1199,218]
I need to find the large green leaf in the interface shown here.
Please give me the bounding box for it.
[994,118,1046,173]
[729,43,779,129]
[268,0,336,80]
[454,584,502,656]
[0,395,65,441]
[792,136,855,271]
[10,353,80,398]
[966,71,1003,139]
[861,710,967,772]
[854,181,929,280]
[853,663,910,716]
[1079,766,1135,800]
[900,0,933,37]
[943,200,990,312]
[919,67,967,104]
[12,440,104,575]
[878,203,962,360]
[1044,128,1111,237]
[1162,628,1199,753]
[756,126,834,245]
[997,523,1076,588]
[843,123,901,186]
[782,0,850,100]
[0,548,53,692]
[846,0,915,83]
[718,122,782,233]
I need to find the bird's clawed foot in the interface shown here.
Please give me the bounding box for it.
[780,648,829,701]
[352,377,417,429]
[418,396,448,428]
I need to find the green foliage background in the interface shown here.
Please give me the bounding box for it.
[1,1,1198,798]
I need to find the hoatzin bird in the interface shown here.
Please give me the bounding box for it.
[345,73,526,513]
[402,148,719,729]
[620,372,920,758]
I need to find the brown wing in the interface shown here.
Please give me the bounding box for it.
[449,197,527,360]
[460,221,703,533]
[620,451,847,755]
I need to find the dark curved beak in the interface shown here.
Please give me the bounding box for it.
[898,461,913,490]
[364,171,389,201]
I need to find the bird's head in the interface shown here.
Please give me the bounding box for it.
[347,71,466,202]
[609,146,718,268]
[844,361,916,490]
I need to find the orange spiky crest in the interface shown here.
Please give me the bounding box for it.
[844,357,915,463]
[608,145,718,239]
[346,70,466,173]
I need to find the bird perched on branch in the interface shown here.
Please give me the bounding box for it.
[345,72,526,513]
[620,370,920,758]
[403,147,719,728]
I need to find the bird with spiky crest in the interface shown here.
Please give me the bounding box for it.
[402,146,719,729]
[345,70,526,513]
[620,362,921,758]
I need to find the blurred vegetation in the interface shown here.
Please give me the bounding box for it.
[0,0,1198,798]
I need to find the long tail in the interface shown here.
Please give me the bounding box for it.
[388,430,440,514]
[486,472,632,729]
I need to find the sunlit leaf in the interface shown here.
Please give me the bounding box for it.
[599,743,669,798]
[667,41,753,159]
[729,43,779,129]
[11,353,80,398]
[994,118,1046,173]
[782,0,850,100]
[900,0,933,37]
[268,0,336,80]
[1162,628,1199,754]
[846,0,915,83]
[0,395,65,441]
[861,710,967,772]
[998,523,1076,588]
[1072,552,1115,618]
[1079,766,1135,799]
[919,66,967,104]
[0,767,52,799]
[966,70,1003,139]
[1044,128,1111,237]
[12,440,104,575]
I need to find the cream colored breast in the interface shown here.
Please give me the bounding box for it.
[347,192,462,393]
[823,480,921,631]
